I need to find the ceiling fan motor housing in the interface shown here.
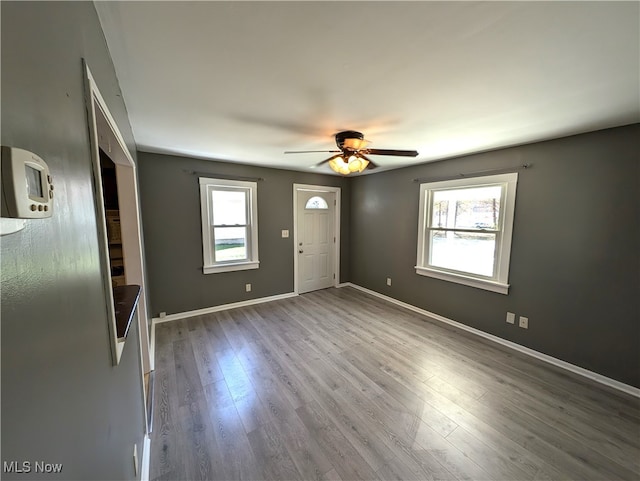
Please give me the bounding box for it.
[335,130,364,150]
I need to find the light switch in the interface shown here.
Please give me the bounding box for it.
[281,229,289,238]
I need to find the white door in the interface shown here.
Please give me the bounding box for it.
[296,190,336,294]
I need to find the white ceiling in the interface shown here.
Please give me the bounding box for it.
[95,1,639,175]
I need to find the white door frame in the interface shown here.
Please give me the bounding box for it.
[84,63,151,373]
[293,184,341,294]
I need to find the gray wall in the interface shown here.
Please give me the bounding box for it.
[137,151,350,316]
[350,124,640,388]
[1,2,145,479]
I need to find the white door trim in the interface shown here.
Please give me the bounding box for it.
[293,184,341,294]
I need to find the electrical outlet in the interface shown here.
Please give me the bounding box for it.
[159,312,166,318]
[519,316,529,329]
[245,283,252,292]
[386,277,392,286]
[506,312,515,324]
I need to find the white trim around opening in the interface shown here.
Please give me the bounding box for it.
[84,62,151,372]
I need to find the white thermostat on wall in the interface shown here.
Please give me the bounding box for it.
[1,146,53,218]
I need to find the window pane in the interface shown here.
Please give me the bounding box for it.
[305,196,328,209]
[429,230,496,277]
[431,186,501,230]
[214,226,247,261]
[212,190,246,225]
[431,199,449,228]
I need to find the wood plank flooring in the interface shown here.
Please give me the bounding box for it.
[150,287,640,481]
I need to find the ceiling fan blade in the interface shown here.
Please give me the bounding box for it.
[359,154,378,169]
[284,150,340,154]
[366,148,418,157]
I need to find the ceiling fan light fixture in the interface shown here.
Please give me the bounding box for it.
[347,156,367,173]
[327,154,370,175]
[328,155,351,175]
[287,130,415,174]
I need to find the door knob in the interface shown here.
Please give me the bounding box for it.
[299,249,304,254]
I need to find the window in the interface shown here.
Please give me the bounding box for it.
[416,173,518,294]
[305,196,328,209]
[199,178,259,274]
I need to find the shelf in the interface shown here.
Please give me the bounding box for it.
[113,284,141,341]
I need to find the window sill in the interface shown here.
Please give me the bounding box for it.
[415,266,509,295]
[203,260,259,274]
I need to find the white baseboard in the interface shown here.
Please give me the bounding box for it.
[140,434,150,481]
[151,292,298,325]
[149,320,156,372]
[340,283,640,398]
[149,291,298,390]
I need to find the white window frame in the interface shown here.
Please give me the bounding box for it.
[199,177,259,274]
[415,173,518,294]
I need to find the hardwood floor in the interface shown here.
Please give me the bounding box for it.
[150,287,640,481]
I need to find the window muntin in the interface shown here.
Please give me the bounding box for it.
[416,173,517,294]
[199,178,259,274]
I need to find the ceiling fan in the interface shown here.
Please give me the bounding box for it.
[285,130,419,175]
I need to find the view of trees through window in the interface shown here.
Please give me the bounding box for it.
[428,185,502,277]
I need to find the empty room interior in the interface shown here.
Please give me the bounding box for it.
[1,1,639,480]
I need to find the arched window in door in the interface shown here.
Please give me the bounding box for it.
[305,196,329,210]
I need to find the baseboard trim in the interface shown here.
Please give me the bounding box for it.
[149,291,299,395]
[151,292,298,325]
[140,434,151,481]
[341,283,640,398]
[149,320,156,372]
